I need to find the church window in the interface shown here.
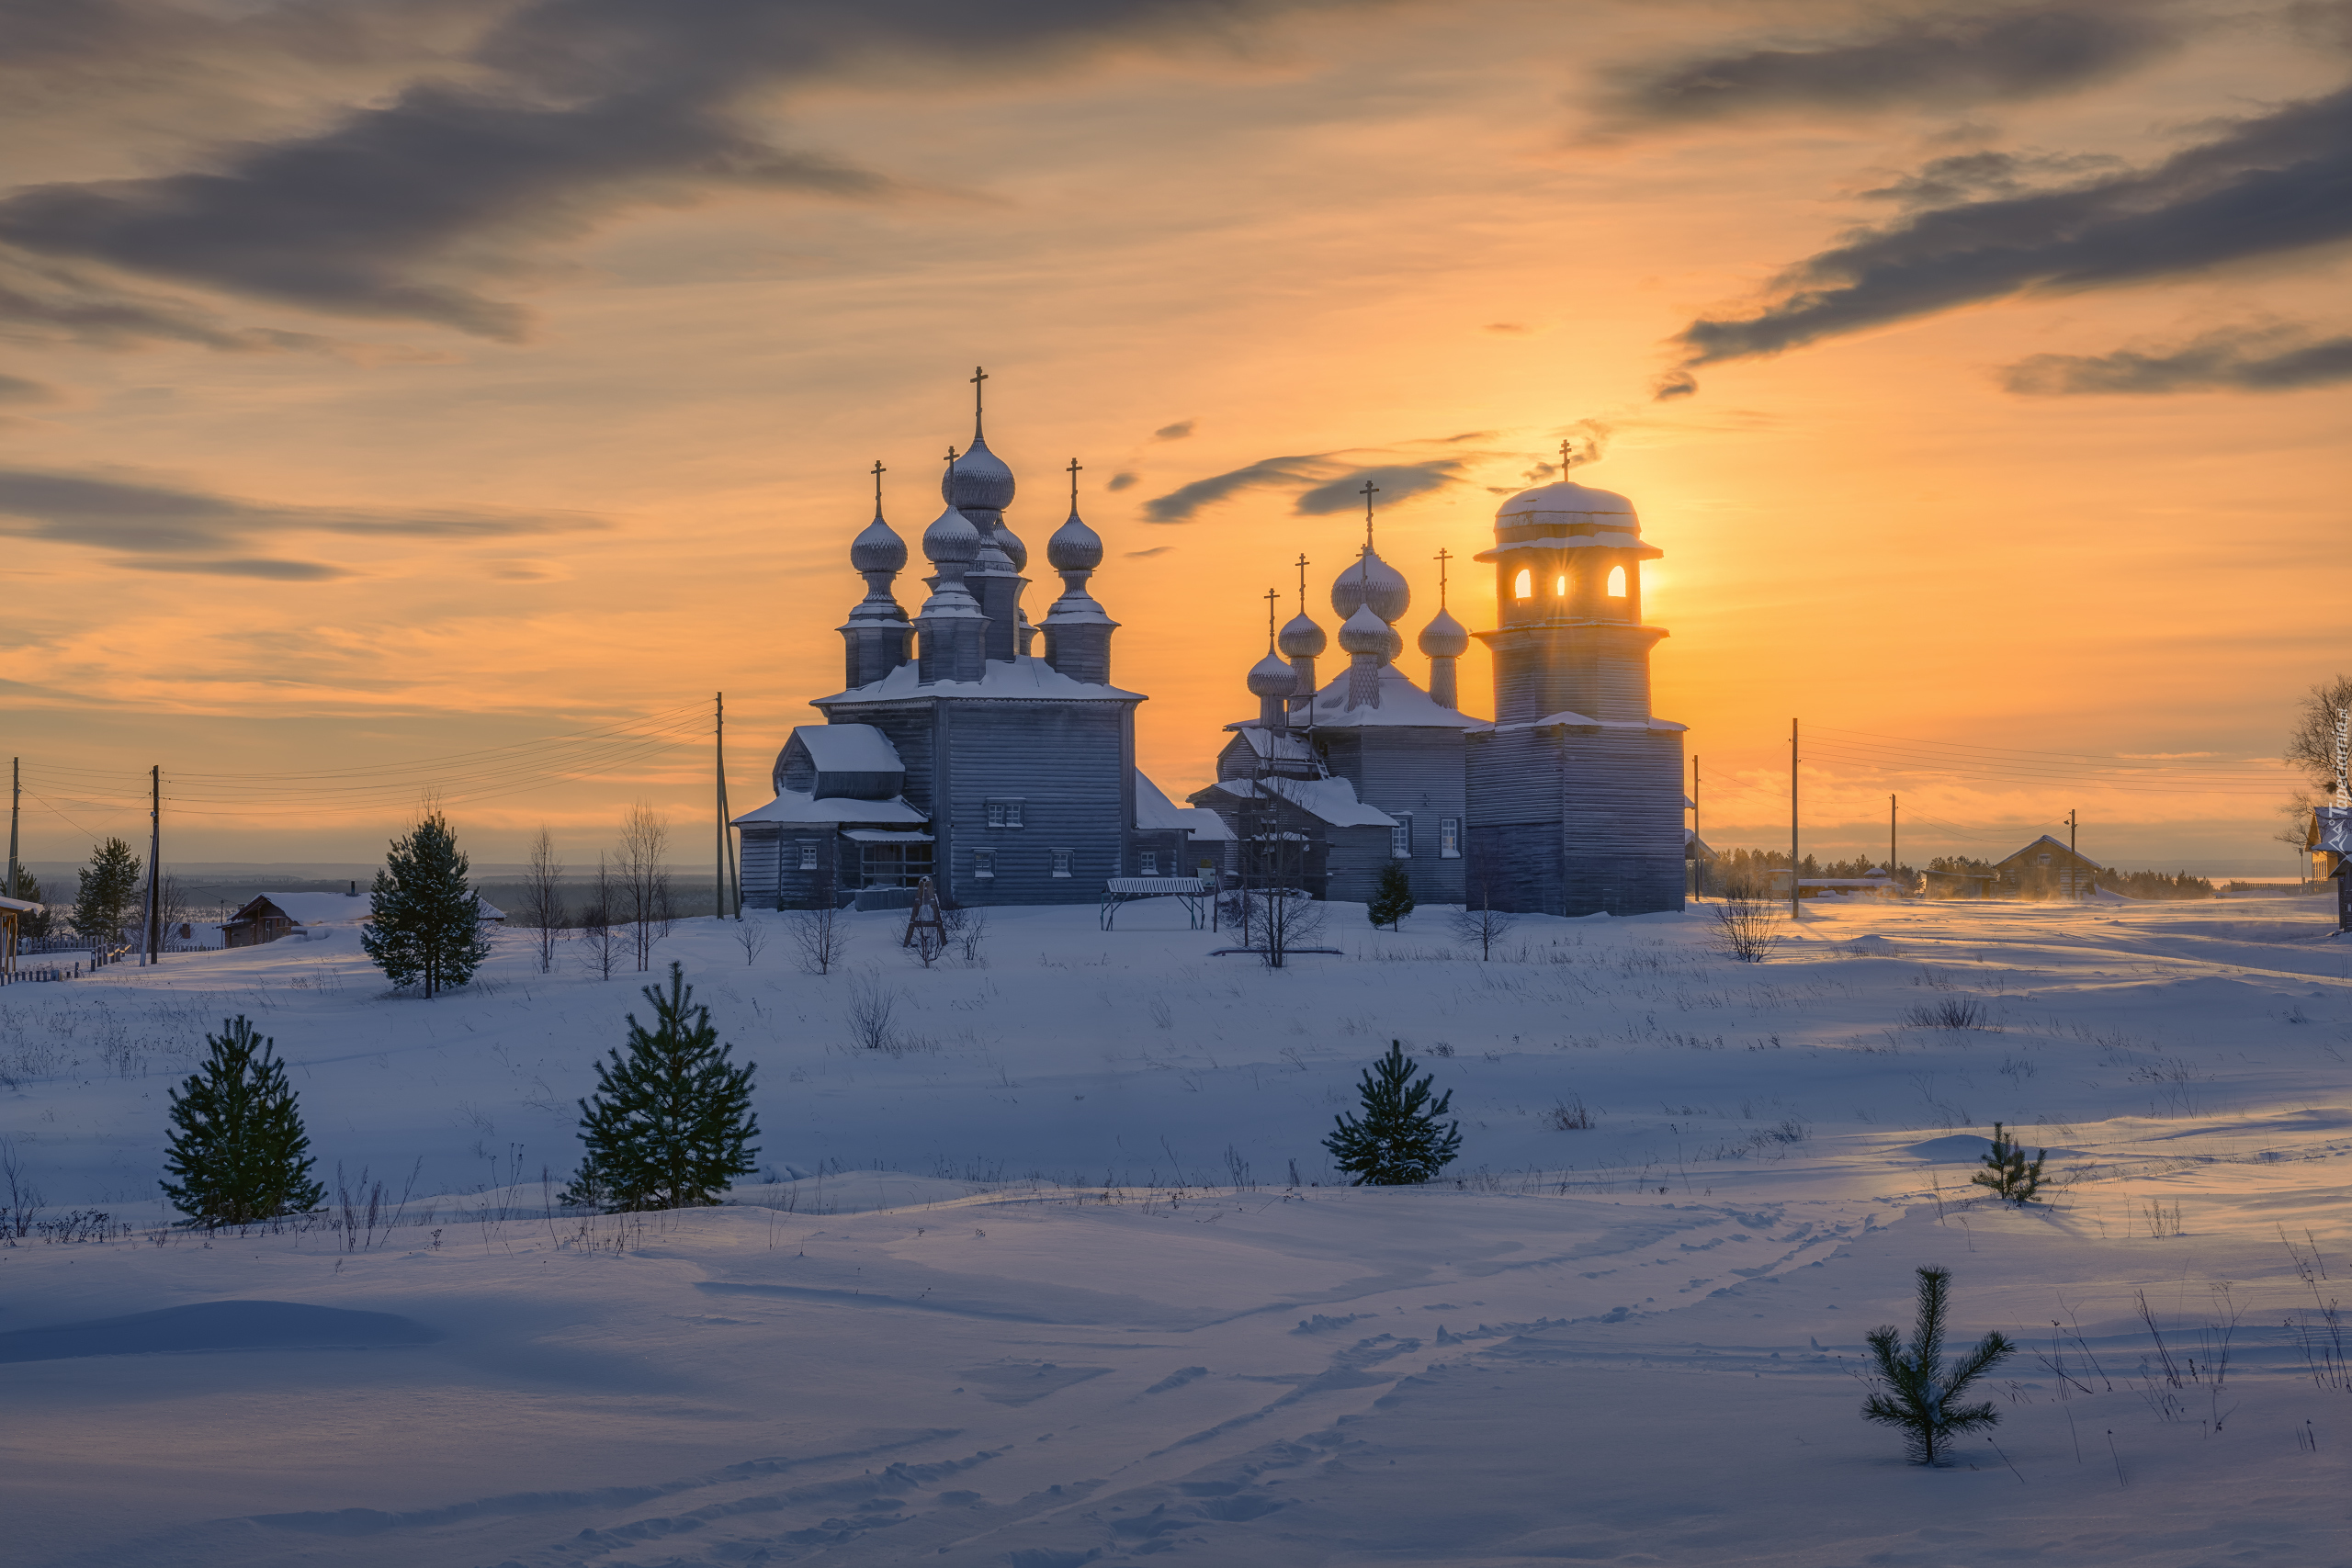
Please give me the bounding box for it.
[797,840,819,871]
[974,848,996,878]
[1390,818,1412,858]
[1138,851,1159,875]
[1555,573,1566,597]
[1606,565,1628,597]
[1050,848,1074,878]
[1512,568,1532,600]
[986,799,1024,829]
[1440,818,1460,858]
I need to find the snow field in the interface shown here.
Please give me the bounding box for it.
[1,894,2347,1564]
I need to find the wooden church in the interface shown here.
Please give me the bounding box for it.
[736,378,1685,917]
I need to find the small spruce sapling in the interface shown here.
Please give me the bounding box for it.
[362,811,492,997]
[566,963,760,1212]
[1859,1265,2015,1465]
[1970,1122,2046,1204]
[1368,860,1416,931]
[159,1016,326,1227]
[1323,1039,1462,1185]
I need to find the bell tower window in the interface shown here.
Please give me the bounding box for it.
[1554,572,1567,597]
[1606,565,1628,597]
[1512,568,1532,600]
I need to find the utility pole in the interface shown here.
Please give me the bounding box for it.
[715,692,738,920]
[1889,793,1897,879]
[1790,718,1801,918]
[142,764,161,964]
[2065,807,2079,900]
[1691,754,1701,901]
[6,757,18,901]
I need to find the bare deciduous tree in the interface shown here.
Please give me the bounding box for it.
[519,826,566,974]
[731,916,770,966]
[1449,858,1518,960]
[577,854,622,981]
[618,804,671,972]
[2285,673,2352,784]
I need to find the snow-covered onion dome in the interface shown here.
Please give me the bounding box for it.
[850,513,908,573]
[1046,512,1103,570]
[1278,611,1327,659]
[1330,548,1409,625]
[997,521,1028,571]
[942,435,1016,513]
[1336,602,1392,655]
[1247,649,1297,697]
[1495,478,1638,527]
[922,504,980,564]
[1417,606,1469,659]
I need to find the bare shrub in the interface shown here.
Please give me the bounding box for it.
[731,916,770,967]
[618,803,673,972]
[846,972,902,1051]
[788,903,849,976]
[1901,997,1995,1030]
[1548,1095,1595,1131]
[946,906,988,967]
[1711,897,1781,963]
[519,827,566,974]
[575,855,623,981]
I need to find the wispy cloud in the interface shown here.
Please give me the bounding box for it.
[0,465,606,574]
[1597,3,2185,130]
[1659,83,2352,392]
[2003,323,2352,394]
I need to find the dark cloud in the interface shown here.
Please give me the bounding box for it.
[120,557,351,581]
[1106,471,1140,491]
[0,0,1365,342]
[1663,84,2352,387]
[1124,545,1176,558]
[1601,3,2183,128]
[1143,453,1466,522]
[1858,148,2122,209]
[0,372,60,406]
[2002,324,2352,394]
[0,466,605,569]
[1152,420,1195,440]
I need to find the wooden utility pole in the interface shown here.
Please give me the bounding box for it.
[1789,719,1801,917]
[715,692,738,920]
[142,764,161,964]
[2065,807,2080,899]
[1889,793,1897,879]
[6,757,18,901]
[1690,754,1701,901]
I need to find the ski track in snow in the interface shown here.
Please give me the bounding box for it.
[1,894,2347,1565]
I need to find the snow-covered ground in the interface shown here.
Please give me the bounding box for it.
[3,895,2346,1566]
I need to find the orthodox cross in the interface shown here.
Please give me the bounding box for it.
[1434,547,1453,609]
[1264,587,1281,645]
[1559,437,1574,470]
[1294,552,1310,609]
[970,366,988,423]
[870,459,886,511]
[1357,479,1380,589]
[944,444,958,476]
[1066,457,1082,510]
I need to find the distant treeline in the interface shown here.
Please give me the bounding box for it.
[1697,847,2216,901]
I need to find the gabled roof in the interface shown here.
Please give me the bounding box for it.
[732,792,929,828]
[1993,834,2101,872]
[1202,774,1398,828]
[230,892,370,925]
[1298,664,1485,729]
[794,724,903,775]
[816,653,1143,706]
[1136,770,1236,841]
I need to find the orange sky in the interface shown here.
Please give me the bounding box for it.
[2,0,2345,875]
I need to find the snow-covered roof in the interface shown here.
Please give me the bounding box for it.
[1301,664,1485,729]
[794,724,903,776]
[0,895,41,915]
[1993,834,2102,872]
[732,792,929,828]
[1473,532,1663,563]
[842,829,934,844]
[816,653,1142,706]
[1495,479,1636,522]
[1209,775,1398,828]
[236,892,371,925]
[1136,770,1237,841]
[1225,728,1321,765]
[1466,714,1687,737]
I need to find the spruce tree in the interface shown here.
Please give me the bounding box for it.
[566,963,760,1213]
[1323,1039,1462,1185]
[1859,1265,2015,1465]
[159,1016,325,1228]
[72,837,142,943]
[1970,1122,2046,1204]
[1368,859,1416,931]
[362,811,492,997]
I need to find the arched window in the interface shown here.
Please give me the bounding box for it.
[1606,565,1628,598]
[1512,568,1532,600]
[1554,573,1567,597]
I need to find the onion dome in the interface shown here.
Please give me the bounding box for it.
[1418,607,1469,659]
[922,504,980,564]
[1046,511,1104,570]
[942,434,1016,513]
[997,521,1028,571]
[1330,548,1409,625]
[1278,611,1326,658]
[850,513,907,573]
[1247,649,1297,697]
[1337,602,1392,655]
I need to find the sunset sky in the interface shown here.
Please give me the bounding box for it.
[2,0,2346,876]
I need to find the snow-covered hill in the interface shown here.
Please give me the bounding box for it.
[3,896,2346,1565]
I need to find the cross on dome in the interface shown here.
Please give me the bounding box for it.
[1066,457,1082,509]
